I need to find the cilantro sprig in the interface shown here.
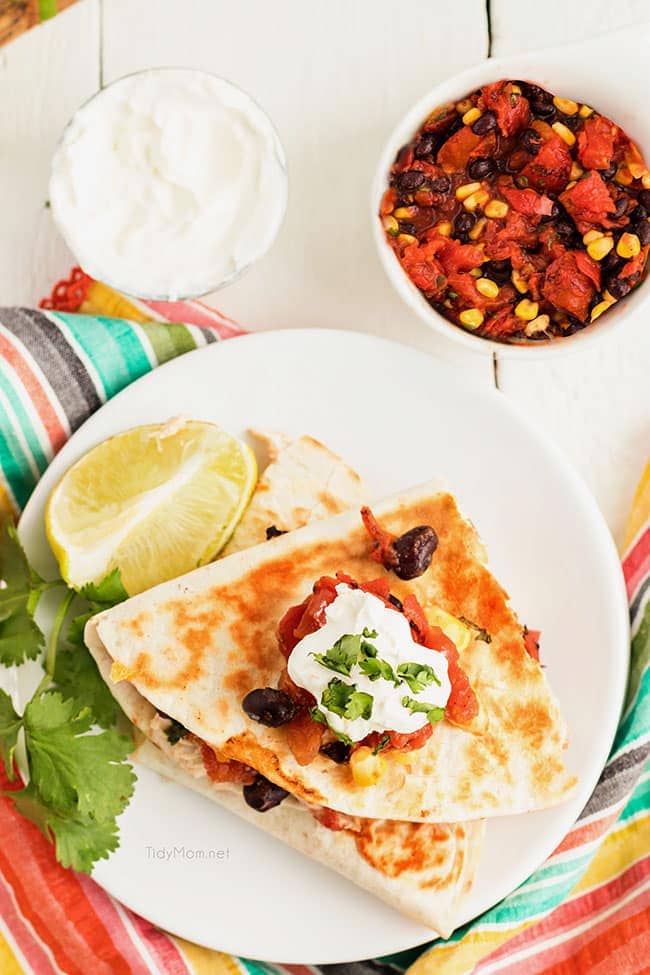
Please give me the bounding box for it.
[322,678,373,721]
[396,661,441,694]
[401,695,445,725]
[0,524,134,872]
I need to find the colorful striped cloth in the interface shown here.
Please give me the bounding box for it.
[0,279,648,974]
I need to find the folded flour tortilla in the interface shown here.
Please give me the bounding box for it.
[86,432,486,935]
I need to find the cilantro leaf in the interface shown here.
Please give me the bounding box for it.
[359,656,400,684]
[312,633,362,676]
[79,569,129,608]
[53,645,121,729]
[0,688,21,779]
[309,707,353,745]
[321,678,373,721]
[401,695,445,725]
[0,525,45,666]
[23,691,135,821]
[373,733,391,755]
[10,783,120,873]
[397,662,441,693]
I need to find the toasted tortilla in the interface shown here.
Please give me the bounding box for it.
[86,480,576,823]
[135,737,484,937]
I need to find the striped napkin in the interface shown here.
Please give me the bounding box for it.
[0,272,648,975]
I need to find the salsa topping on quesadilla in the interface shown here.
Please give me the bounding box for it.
[243,566,479,779]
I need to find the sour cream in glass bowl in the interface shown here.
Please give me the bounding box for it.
[50,68,288,300]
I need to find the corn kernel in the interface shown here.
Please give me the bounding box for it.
[456,181,482,201]
[456,98,474,114]
[583,229,604,245]
[643,174,650,190]
[350,747,386,787]
[570,161,584,181]
[476,277,499,298]
[615,167,633,186]
[469,267,482,277]
[436,221,452,237]
[459,308,484,329]
[617,232,641,259]
[425,607,472,651]
[468,216,487,240]
[590,299,614,322]
[552,122,576,147]
[485,199,509,219]
[628,162,648,180]
[462,107,482,126]
[579,104,595,118]
[382,215,399,236]
[587,236,614,261]
[511,84,522,95]
[397,233,417,245]
[463,189,489,211]
[525,313,550,336]
[566,179,577,190]
[393,206,416,219]
[511,269,528,294]
[553,95,578,116]
[515,298,539,321]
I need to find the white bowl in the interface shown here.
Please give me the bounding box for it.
[371,27,650,359]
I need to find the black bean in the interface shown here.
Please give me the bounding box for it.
[555,219,577,240]
[243,774,289,812]
[599,164,617,180]
[397,170,426,193]
[613,196,629,219]
[468,156,496,180]
[603,252,624,275]
[453,211,476,239]
[562,114,582,132]
[398,221,418,236]
[414,134,436,159]
[164,717,189,745]
[320,741,351,764]
[242,687,299,727]
[392,525,438,580]
[540,202,560,223]
[517,82,549,102]
[388,593,404,612]
[430,175,451,194]
[532,100,556,121]
[607,276,632,299]
[636,220,650,245]
[265,525,286,539]
[638,189,650,211]
[521,128,542,156]
[632,203,648,223]
[482,259,511,283]
[471,111,497,135]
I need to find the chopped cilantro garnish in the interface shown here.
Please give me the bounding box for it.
[401,695,445,725]
[396,662,441,693]
[312,629,380,676]
[359,656,400,684]
[373,733,391,755]
[321,678,373,721]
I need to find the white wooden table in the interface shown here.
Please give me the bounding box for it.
[1,0,649,543]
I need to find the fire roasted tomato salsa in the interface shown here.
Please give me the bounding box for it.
[380,79,650,343]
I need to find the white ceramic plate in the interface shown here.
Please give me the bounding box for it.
[17,330,628,963]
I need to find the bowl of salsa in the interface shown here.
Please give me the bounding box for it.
[372,64,650,356]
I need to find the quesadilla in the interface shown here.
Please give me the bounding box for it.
[86,481,576,826]
[86,433,486,935]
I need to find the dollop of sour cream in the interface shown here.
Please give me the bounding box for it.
[49,69,287,299]
[288,585,451,743]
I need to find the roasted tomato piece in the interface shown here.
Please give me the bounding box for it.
[313,807,361,832]
[523,627,541,661]
[437,236,485,273]
[498,179,555,218]
[387,723,434,752]
[478,81,530,137]
[481,307,523,339]
[519,134,572,194]
[200,742,256,784]
[423,102,457,134]
[542,250,597,322]
[573,250,601,291]
[285,709,325,766]
[400,242,447,296]
[559,171,616,233]
[577,116,618,171]
[437,126,482,172]
[444,643,479,724]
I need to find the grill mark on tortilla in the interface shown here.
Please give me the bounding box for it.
[354,821,463,887]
